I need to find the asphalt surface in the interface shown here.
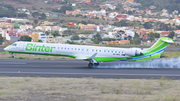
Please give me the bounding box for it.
[0,46,5,51]
[0,60,180,79]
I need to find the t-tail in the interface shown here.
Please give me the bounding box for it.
[137,37,174,61]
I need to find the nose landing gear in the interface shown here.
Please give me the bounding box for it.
[11,53,14,58]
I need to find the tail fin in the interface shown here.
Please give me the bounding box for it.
[143,37,174,54]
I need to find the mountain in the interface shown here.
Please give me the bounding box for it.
[135,0,180,12]
[0,0,61,11]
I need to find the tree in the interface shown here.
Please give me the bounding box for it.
[148,33,155,42]
[32,12,39,18]
[130,33,141,45]
[59,5,72,13]
[127,11,133,15]
[143,22,153,29]
[159,23,173,31]
[154,33,160,38]
[114,20,129,27]
[115,6,120,10]
[71,35,79,40]
[132,38,141,45]
[128,36,132,40]
[134,33,140,39]
[38,40,43,42]
[84,15,87,18]
[80,20,87,25]
[45,31,50,35]
[176,25,180,30]
[60,19,65,23]
[91,39,99,44]
[34,19,38,24]
[168,31,175,39]
[52,31,61,37]
[32,6,37,10]
[119,20,128,26]
[39,13,46,19]
[20,36,32,42]
[76,14,83,17]
[93,33,102,42]
[0,35,4,44]
[18,13,27,17]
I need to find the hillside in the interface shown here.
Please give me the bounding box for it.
[135,0,180,12]
[0,0,63,12]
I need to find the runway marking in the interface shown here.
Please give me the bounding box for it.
[0,72,180,77]
[0,62,26,65]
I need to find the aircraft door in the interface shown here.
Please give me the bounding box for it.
[19,42,24,51]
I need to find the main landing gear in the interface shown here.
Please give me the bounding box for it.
[88,59,99,68]
[11,53,14,58]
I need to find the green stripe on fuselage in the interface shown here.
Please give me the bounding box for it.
[8,51,76,58]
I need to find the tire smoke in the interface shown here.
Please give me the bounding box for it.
[97,57,180,68]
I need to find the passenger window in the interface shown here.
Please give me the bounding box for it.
[71,48,73,50]
[92,49,94,51]
[75,48,77,50]
[99,50,101,52]
[115,51,117,53]
[104,50,106,52]
[65,48,66,49]
[78,49,80,50]
[111,51,113,53]
[61,47,63,49]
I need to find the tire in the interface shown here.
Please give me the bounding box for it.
[94,63,99,67]
[88,63,93,68]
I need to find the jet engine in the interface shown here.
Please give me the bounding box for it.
[125,48,143,56]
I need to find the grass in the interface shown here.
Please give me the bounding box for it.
[0,77,179,101]
[163,51,180,58]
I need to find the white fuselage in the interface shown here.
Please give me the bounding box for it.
[5,41,134,59]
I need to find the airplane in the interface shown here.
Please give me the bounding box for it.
[4,37,174,68]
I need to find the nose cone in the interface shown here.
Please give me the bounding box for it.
[4,47,8,51]
[4,46,11,53]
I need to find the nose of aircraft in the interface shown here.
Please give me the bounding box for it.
[4,45,10,51]
[4,46,10,53]
[4,47,8,51]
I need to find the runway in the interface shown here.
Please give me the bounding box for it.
[0,60,180,79]
[0,47,5,51]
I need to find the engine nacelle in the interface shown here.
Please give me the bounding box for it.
[125,48,143,56]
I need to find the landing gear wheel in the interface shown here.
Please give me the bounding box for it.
[11,53,14,58]
[94,62,99,67]
[11,56,14,58]
[88,63,93,68]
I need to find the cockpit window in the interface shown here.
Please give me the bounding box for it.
[12,44,17,46]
